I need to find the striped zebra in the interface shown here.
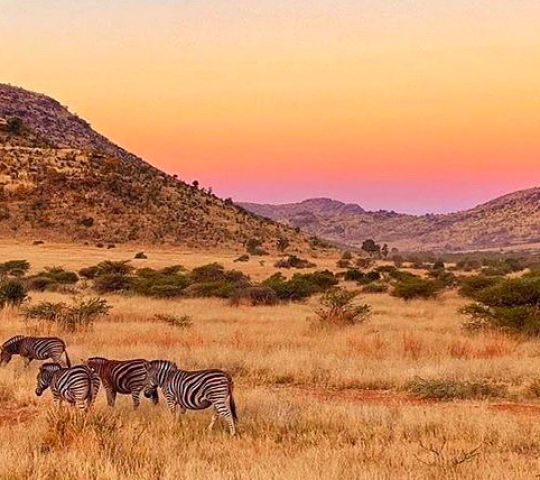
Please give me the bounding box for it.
[145,360,238,435]
[86,357,156,408]
[0,336,71,368]
[35,363,100,410]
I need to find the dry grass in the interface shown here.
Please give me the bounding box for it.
[1,243,540,479]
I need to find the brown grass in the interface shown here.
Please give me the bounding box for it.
[1,243,540,478]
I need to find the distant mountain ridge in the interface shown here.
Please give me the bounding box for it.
[240,190,540,251]
[0,83,310,250]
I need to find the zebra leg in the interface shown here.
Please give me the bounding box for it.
[131,389,142,408]
[208,408,218,432]
[105,387,117,407]
[213,401,236,436]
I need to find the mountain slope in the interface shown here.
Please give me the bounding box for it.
[0,84,309,250]
[240,192,540,251]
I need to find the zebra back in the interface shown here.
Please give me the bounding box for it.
[87,357,150,395]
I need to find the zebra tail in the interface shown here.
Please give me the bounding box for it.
[229,394,238,422]
[64,350,72,368]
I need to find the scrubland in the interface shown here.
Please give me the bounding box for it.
[0,242,540,479]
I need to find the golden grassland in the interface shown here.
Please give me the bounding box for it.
[1,242,540,479]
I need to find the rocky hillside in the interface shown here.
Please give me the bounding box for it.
[0,84,310,250]
[241,192,540,252]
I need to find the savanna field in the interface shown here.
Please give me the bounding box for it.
[1,242,540,480]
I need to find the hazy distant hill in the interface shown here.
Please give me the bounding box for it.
[0,84,310,250]
[240,192,540,251]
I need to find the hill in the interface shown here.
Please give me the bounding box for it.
[240,192,540,251]
[0,84,310,251]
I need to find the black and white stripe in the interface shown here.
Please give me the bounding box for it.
[86,357,154,408]
[35,363,100,410]
[1,336,70,367]
[146,361,238,435]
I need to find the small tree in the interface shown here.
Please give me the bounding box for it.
[7,117,22,134]
[381,244,389,259]
[313,287,371,328]
[0,280,28,308]
[246,238,268,256]
[361,239,381,258]
[277,237,290,252]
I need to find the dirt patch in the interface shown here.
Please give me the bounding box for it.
[488,403,540,417]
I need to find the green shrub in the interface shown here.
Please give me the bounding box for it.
[336,259,351,268]
[343,269,365,282]
[28,276,57,292]
[461,277,540,335]
[391,278,444,300]
[93,274,132,294]
[183,280,239,298]
[230,286,279,306]
[0,280,28,307]
[0,260,30,276]
[362,283,388,294]
[38,267,78,284]
[91,260,133,276]
[312,288,371,328]
[246,238,268,256]
[458,275,503,299]
[263,270,338,301]
[274,255,315,269]
[22,297,110,332]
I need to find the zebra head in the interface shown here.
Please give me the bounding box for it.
[144,360,177,398]
[0,335,25,366]
[35,363,62,396]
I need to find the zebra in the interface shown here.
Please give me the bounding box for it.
[145,360,238,435]
[35,363,100,410]
[86,357,156,408]
[0,335,71,368]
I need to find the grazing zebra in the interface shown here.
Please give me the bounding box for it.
[145,360,238,435]
[86,357,155,408]
[0,336,71,368]
[35,363,100,410]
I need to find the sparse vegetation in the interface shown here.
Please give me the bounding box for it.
[0,279,28,307]
[154,313,193,329]
[312,287,371,328]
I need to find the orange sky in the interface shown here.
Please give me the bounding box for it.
[1,1,540,213]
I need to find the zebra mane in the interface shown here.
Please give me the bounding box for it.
[40,362,63,373]
[1,335,26,353]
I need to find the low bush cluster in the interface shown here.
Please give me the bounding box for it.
[391,278,444,300]
[263,270,338,301]
[274,255,315,269]
[461,277,540,335]
[22,296,111,332]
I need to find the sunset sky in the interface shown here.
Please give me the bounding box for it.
[1,0,539,213]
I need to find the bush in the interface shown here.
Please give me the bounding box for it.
[230,286,279,306]
[33,267,78,286]
[234,254,250,263]
[183,280,239,298]
[341,251,353,260]
[93,274,132,294]
[312,288,371,328]
[343,269,365,282]
[0,260,30,277]
[274,255,315,269]
[407,377,503,400]
[336,259,351,268]
[355,258,374,269]
[7,117,22,134]
[263,270,338,301]
[0,280,28,307]
[134,252,148,259]
[131,269,189,297]
[458,275,503,299]
[28,276,57,292]
[93,260,133,276]
[246,238,268,256]
[154,314,193,329]
[461,277,540,335]
[391,278,444,300]
[362,283,388,294]
[23,297,111,332]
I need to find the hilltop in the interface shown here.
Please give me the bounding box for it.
[240,190,540,251]
[0,84,311,251]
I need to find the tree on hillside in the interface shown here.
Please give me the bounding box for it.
[381,244,389,259]
[361,239,381,258]
[277,237,290,252]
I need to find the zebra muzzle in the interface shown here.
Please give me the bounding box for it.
[35,388,44,396]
